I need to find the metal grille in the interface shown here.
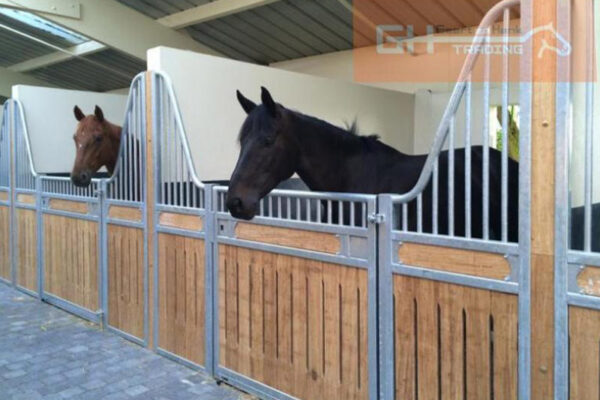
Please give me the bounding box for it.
[392,0,520,244]
[0,101,10,189]
[107,73,145,203]
[13,100,36,191]
[40,176,99,199]
[153,72,204,209]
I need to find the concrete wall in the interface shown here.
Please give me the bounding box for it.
[148,47,415,181]
[13,85,127,174]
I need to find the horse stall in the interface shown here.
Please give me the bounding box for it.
[7,85,127,322]
[148,46,415,396]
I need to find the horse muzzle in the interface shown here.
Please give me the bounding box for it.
[71,170,92,187]
[226,196,257,220]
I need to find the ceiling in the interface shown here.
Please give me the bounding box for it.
[0,0,509,95]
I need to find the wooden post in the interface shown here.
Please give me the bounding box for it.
[145,72,155,349]
[530,0,557,397]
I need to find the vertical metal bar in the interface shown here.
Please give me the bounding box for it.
[268,196,273,217]
[448,118,455,236]
[417,194,422,233]
[296,197,301,221]
[584,15,594,251]
[338,200,343,225]
[465,78,472,238]
[433,158,439,234]
[306,198,311,222]
[378,194,394,400]
[327,200,332,224]
[402,203,408,231]
[501,8,510,242]
[483,27,491,240]
[316,197,320,223]
[287,197,291,219]
[350,201,355,226]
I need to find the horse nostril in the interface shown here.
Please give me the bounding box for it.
[227,197,243,212]
[80,172,90,182]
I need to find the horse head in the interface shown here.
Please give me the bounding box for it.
[71,105,122,187]
[226,87,298,220]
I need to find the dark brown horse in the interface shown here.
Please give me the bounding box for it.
[227,87,520,242]
[71,105,122,187]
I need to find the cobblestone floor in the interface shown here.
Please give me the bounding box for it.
[0,283,253,400]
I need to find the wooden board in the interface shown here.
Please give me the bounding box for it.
[398,243,511,280]
[393,275,518,400]
[108,205,142,222]
[43,214,98,310]
[16,194,35,205]
[107,224,145,339]
[159,212,203,231]
[218,244,368,400]
[235,223,340,254]
[48,199,89,215]
[16,208,37,292]
[0,205,10,280]
[157,233,205,365]
[0,191,8,202]
[576,266,600,297]
[569,306,600,400]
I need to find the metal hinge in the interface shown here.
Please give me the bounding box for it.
[368,213,385,224]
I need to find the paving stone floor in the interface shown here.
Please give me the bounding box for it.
[0,283,254,400]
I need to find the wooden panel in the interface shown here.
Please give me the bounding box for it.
[16,208,37,292]
[0,205,10,280]
[0,191,8,202]
[108,205,142,222]
[107,225,145,339]
[48,199,89,215]
[570,306,600,400]
[17,194,35,204]
[43,214,98,310]
[576,266,600,297]
[393,276,518,400]
[235,223,340,254]
[159,212,203,231]
[157,233,205,365]
[219,245,368,399]
[398,243,511,280]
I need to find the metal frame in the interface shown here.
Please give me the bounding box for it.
[0,101,12,286]
[102,72,149,345]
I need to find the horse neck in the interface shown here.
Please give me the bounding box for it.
[287,112,371,192]
[105,124,122,174]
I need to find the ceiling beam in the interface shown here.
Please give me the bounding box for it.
[158,0,280,29]
[9,41,106,72]
[28,0,221,60]
[0,0,80,19]
[0,66,54,97]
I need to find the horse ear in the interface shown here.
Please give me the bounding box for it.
[261,86,277,117]
[94,105,104,122]
[236,90,256,115]
[74,106,85,121]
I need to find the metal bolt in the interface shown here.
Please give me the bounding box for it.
[539,365,548,373]
[542,120,549,127]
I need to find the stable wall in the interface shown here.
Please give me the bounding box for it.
[147,47,415,181]
[12,86,127,174]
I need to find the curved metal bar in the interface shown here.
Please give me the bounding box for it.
[391,0,520,203]
[13,99,38,178]
[152,71,205,190]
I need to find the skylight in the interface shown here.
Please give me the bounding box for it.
[0,7,89,45]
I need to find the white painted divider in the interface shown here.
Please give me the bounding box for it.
[12,85,127,174]
[147,47,416,181]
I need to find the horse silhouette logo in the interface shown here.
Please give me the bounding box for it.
[377,23,572,58]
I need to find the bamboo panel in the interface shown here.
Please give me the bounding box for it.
[43,214,98,310]
[393,275,518,400]
[48,199,89,215]
[569,306,600,400]
[576,266,600,297]
[219,245,368,400]
[16,208,37,292]
[107,225,145,339]
[157,233,205,365]
[109,206,142,222]
[0,205,10,280]
[235,223,340,254]
[159,212,203,231]
[398,243,511,280]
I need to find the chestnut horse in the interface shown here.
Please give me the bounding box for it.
[71,105,122,187]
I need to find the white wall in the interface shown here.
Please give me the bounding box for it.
[148,47,415,181]
[12,86,127,174]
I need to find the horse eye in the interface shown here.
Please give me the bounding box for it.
[95,135,103,143]
[263,136,275,147]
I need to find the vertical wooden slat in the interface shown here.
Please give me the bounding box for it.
[394,276,416,400]
[439,282,465,400]
[569,306,600,400]
[0,206,12,280]
[465,284,490,400]
[491,292,518,400]
[16,208,37,292]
